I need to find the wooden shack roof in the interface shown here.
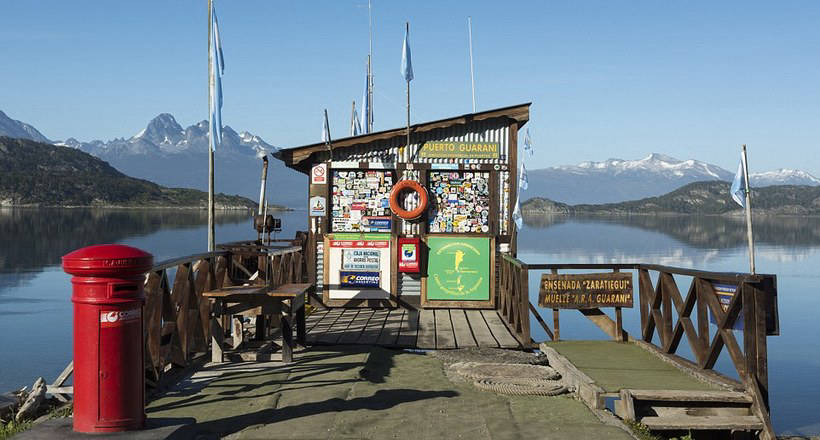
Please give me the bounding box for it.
[274,102,531,173]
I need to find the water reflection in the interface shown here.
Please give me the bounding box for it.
[0,208,253,269]
[0,208,252,290]
[523,214,820,249]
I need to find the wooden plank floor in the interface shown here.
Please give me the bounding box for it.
[305,307,521,349]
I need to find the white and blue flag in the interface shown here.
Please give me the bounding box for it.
[401,23,414,82]
[513,155,529,230]
[519,162,529,191]
[352,104,361,137]
[322,109,331,144]
[730,152,747,207]
[512,196,523,230]
[361,72,371,134]
[208,2,225,151]
[523,128,534,156]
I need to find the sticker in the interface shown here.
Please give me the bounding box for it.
[339,271,381,288]
[309,196,326,216]
[362,216,392,231]
[401,244,417,262]
[100,309,141,328]
[311,163,328,184]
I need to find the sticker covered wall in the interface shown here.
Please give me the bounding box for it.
[331,170,394,232]
[428,171,490,233]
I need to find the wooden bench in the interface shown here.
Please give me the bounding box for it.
[203,283,311,363]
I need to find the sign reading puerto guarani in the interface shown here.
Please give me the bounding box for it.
[539,272,633,309]
[418,141,500,159]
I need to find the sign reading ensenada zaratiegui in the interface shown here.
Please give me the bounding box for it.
[538,272,633,309]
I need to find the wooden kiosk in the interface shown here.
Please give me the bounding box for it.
[275,103,530,310]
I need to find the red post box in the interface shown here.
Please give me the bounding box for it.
[62,244,153,433]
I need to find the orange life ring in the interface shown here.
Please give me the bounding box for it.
[389,180,428,220]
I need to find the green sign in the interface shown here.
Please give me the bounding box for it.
[331,233,391,241]
[427,236,491,301]
[418,141,500,159]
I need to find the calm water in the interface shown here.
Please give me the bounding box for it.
[0,209,817,435]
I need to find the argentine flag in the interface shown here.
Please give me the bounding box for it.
[730,152,747,207]
[208,2,224,151]
[401,23,414,82]
[322,110,331,144]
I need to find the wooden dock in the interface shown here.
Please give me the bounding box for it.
[304,307,521,349]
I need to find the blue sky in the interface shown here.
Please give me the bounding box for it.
[2,1,819,173]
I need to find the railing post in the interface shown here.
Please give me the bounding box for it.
[551,268,560,341]
[519,262,531,346]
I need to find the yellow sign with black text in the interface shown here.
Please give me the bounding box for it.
[539,272,633,309]
[418,141,500,159]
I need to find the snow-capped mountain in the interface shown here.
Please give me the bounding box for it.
[528,153,820,204]
[0,110,51,144]
[558,153,732,180]
[53,114,304,206]
[750,169,820,187]
[58,113,275,159]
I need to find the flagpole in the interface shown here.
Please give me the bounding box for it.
[350,100,356,136]
[324,109,333,161]
[742,144,755,274]
[207,0,215,252]
[368,0,374,131]
[405,22,411,149]
[468,16,476,113]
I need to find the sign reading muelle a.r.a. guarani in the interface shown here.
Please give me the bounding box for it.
[418,141,500,159]
[539,272,633,309]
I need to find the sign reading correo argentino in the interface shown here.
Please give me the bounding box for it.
[538,272,633,309]
[418,141,500,159]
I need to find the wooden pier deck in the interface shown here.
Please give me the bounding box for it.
[305,307,522,350]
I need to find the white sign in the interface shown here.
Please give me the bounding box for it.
[311,163,328,184]
[342,249,381,270]
[309,196,326,216]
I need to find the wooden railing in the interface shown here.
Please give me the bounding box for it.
[48,237,308,398]
[143,251,229,385]
[496,257,779,438]
[497,254,531,347]
[145,243,307,385]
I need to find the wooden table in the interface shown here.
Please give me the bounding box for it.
[203,283,311,363]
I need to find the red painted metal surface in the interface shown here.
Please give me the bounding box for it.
[397,237,421,273]
[63,244,153,433]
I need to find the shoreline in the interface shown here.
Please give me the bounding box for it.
[0,205,293,211]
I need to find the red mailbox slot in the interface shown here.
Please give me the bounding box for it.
[398,237,421,273]
[63,244,153,433]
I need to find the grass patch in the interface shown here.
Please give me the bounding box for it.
[0,419,32,440]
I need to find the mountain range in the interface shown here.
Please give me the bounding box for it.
[0,136,259,209]
[526,153,820,204]
[0,110,305,207]
[2,110,819,206]
[522,181,820,216]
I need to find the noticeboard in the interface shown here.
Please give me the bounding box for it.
[325,233,392,303]
[424,235,493,308]
[538,272,633,309]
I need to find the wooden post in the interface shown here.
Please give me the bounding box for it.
[614,268,624,342]
[551,268,560,341]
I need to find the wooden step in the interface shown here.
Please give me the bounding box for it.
[640,415,763,431]
[616,389,756,423]
[625,389,752,404]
